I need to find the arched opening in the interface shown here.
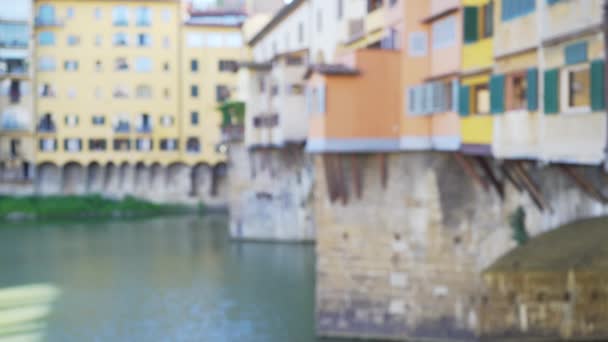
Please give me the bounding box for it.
[86,162,103,193]
[36,162,60,195]
[134,162,146,190]
[150,163,162,187]
[166,162,189,192]
[104,162,116,192]
[62,162,85,195]
[186,137,200,154]
[191,163,211,197]
[211,162,228,197]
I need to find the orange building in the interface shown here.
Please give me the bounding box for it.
[305,49,401,153]
[400,0,462,151]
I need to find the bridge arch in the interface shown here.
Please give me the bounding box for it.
[61,162,85,195]
[86,162,103,194]
[36,162,61,195]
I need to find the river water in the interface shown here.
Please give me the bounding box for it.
[0,215,326,342]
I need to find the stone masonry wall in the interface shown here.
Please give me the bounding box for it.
[314,152,608,341]
[227,143,315,241]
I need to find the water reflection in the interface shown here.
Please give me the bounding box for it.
[0,216,318,342]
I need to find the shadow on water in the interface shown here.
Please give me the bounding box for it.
[0,215,336,342]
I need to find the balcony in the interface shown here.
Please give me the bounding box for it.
[37,124,56,133]
[221,124,244,143]
[366,2,386,34]
[0,61,28,80]
[34,17,63,28]
[219,101,245,142]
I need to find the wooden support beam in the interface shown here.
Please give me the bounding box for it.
[511,162,551,212]
[501,162,523,193]
[337,155,349,205]
[323,154,337,203]
[351,154,363,199]
[453,153,489,191]
[559,165,608,203]
[476,157,505,199]
[380,154,388,189]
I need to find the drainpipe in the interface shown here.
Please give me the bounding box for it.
[604,0,608,172]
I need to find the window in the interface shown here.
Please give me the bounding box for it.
[135,57,152,72]
[64,60,78,71]
[408,81,455,115]
[115,57,129,71]
[163,36,170,48]
[564,65,590,111]
[186,33,204,47]
[225,33,242,47]
[187,137,200,153]
[95,60,102,72]
[37,4,56,25]
[38,113,55,132]
[408,32,427,57]
[216,85,230,102]
[113,114,130,132]
[38,31,55,45]
[67,88,77,99]
[138,113,152,132]
[64,138,82,152]
[163,62,170,71]
[113,85,129,98]
[219,60,237,72]
[482,2,493,38]
[136,7,151,26]
[113,6,129,26]
[92,115,105,125]
[160,115,174,127]
[38,57,56,71]
[501,0,535,21]
[191,111,199,125]
[136,138,152,151]
[191,85,199,97]
[287,84,304,95]
[67,35,80,46]
[66,7,74,19]
[136,85,152,98]
[95,34,102,46]
[160,139,178,151]
[113,139,131,151]
[432,16,457,49]
[286,55,304,66]
[65,114,78,127]
[472,84,490,114]
[137,33,151,47]
[0,23,28,48]
[258,76,266,93]
[89,139,106,151]
[94,87,102,99]
[39,83,56,97]
[298,22,304,43]
[381,28,400,50]
[507,73,527,111]
[163,88,170,99]
[162,9,171,23]
[113,32,128,46]
[317,10,323,33]
[191,59,198,72]
[206,34,222,47]
[368,0,383,11]
[39,138,56,152]
[94,7,102,20]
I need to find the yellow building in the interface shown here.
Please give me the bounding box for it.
[181,10,246,165]
[34,0,182,167]
[459,0,494,156]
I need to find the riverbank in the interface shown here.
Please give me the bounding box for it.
[0,195,198,222]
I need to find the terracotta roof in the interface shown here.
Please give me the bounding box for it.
[304,64,360,80]
[248,0,306,46]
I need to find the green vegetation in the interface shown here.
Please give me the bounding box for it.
[509,206,529,246]
[0,195,193,222]
[218,101,245,127]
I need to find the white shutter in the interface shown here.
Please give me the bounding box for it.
[415,86,424,115]
[318,85,326,113]
[406,87,415,115]
[452,79,459,113]
[424,83,433,115]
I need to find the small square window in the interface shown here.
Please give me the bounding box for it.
[566,66,590,111]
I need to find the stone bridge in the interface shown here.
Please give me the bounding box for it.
[313,152,608,341]
[0,161,228,206]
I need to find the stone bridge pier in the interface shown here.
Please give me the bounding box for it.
[314,152,608,341]
[29,161,228,206]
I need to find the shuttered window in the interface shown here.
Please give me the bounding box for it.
[527,68,538,111]
[463,7,478,43]
[452,79,459,112]
[459,86,470,116]
[544,69,559,114]
[490,75,505,114]
[407,87,416,115]
[424,83,434,114]
[591,60,605,111]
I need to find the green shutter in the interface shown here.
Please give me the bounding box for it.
[490,75,505,114]
[463,7,479,44]
[544,69,559,114]
[591,59,605,111]
[527,68,538,111]
[459,85,470,117]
